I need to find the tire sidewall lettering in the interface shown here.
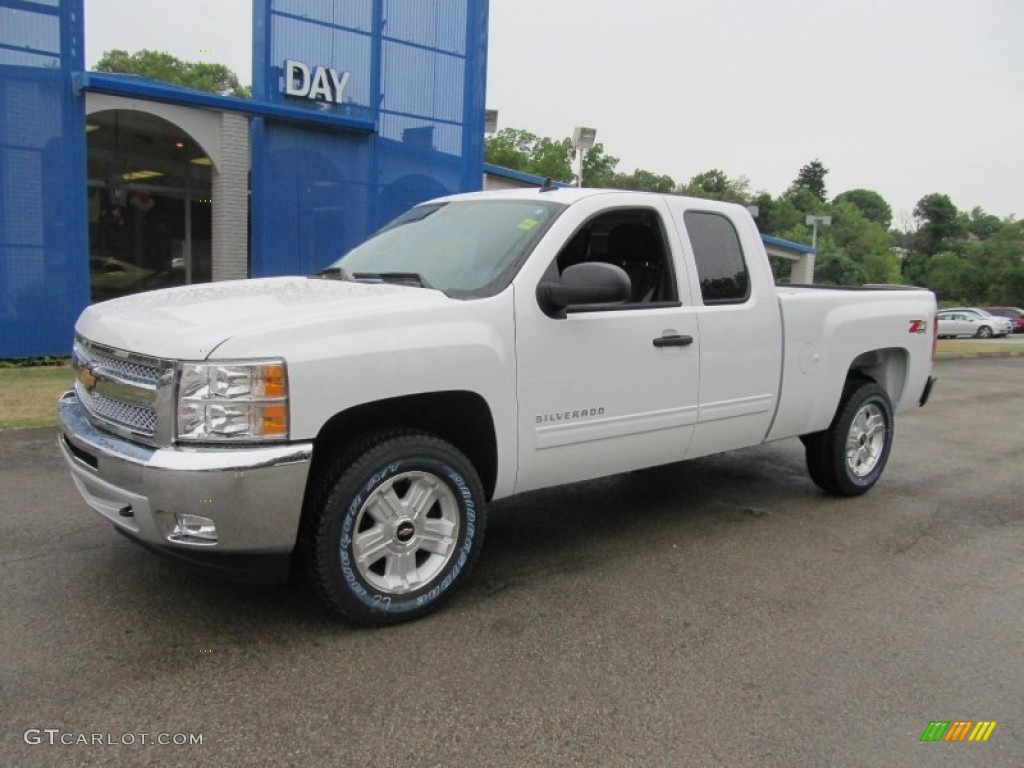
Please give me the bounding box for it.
[337,454,478,615]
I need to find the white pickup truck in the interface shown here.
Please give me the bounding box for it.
[60,189,937,625]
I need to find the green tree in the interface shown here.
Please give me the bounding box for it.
[900,251,930,288]
[964,206,1002,240]
[677,169,751,204]
[832,189,892,229]
[829,202,890,258]
[484,128,574,181]
[782,185,827,217]
[790,159,829,202]
[862,250,903,284]
[912,193,965,256]
[750,191,803,235]
[94,49,251,98]
[581,143,620,187]
[484,128,538,172]
[531,136,575,181]
[925,251,986,303]
[977,221,1024,304]
[608,168,676,193]
[813,244,867,286]
[484,128,620,186]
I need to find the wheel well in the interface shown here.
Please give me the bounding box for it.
[847,347,908,404]
[307,391,499,500]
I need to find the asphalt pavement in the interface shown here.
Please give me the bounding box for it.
[2,357,1022,767]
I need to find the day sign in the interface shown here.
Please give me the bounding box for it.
[283,60,351,105]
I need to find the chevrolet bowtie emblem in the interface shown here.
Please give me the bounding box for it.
[78,364,97,392]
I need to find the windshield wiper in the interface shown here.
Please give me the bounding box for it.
[352,271,433,289]
[316,266,350,281]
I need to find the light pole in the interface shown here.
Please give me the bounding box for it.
[572,126,596,188]
[484,109,498,136]
[805,214,831,251]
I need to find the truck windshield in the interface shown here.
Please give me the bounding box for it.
[328,199,565,296]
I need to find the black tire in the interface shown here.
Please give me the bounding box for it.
[803,380,894,496]
[302,431,487,626]
[976,325,993,339]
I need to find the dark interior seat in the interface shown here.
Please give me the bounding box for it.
[605,222,661,302]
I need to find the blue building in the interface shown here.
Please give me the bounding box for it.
[0,0,488,357]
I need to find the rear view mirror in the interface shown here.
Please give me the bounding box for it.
[537,262,631,317]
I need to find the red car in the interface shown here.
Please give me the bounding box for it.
[981,307,1024,334]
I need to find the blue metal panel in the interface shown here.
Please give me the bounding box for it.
[273,0,374,31]
[380,39,465,125]
[250,120,373,277]
[251,0,489,276]
[459,0,487,192]
[0,4,59,63]
[0,0,87,357]
[383,0,467,55]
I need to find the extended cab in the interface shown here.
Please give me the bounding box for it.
[59,189,937,624]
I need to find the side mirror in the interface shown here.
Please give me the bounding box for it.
[537,262,631,317]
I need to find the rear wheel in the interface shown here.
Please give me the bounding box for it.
[803,380,894,496]
[302,431,487,625]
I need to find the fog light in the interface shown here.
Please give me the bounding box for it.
[172,513,218,542]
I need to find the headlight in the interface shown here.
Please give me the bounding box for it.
[176,360,289,441]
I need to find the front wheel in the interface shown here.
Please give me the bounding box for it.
[303,431,487,626]
[976,325,993,339]
[803,381,894,496]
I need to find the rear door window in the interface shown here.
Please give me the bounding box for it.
[684,211,749,304]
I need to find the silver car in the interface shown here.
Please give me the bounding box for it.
[937,308,1013,338]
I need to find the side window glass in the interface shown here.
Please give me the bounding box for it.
[552,209,678,305]
[684,211,749,304]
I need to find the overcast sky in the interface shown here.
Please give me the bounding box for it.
[85,0,1023,223]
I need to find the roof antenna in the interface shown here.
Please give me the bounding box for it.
[539,177,556,193]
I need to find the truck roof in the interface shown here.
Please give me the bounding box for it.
[433,187,747,214]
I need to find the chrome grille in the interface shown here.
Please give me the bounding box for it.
[78,388,158,434]
[73,337,173,442]
[84,353,161,386]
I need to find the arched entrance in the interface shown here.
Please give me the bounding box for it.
[86,109,213,301]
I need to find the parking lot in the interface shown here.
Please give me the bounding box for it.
[2,357,1022,767]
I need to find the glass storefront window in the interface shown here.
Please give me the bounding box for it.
[86,110,212,302]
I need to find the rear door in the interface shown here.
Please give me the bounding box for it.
[665,201,783,458]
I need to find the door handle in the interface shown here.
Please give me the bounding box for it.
[653,334,693,347]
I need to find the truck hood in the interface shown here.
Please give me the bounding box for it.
[75,277,448,360]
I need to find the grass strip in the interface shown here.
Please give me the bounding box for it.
[0,365,73,430]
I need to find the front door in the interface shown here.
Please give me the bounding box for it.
[513,202,700,493]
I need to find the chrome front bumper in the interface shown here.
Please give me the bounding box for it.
[58,391,313,582]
